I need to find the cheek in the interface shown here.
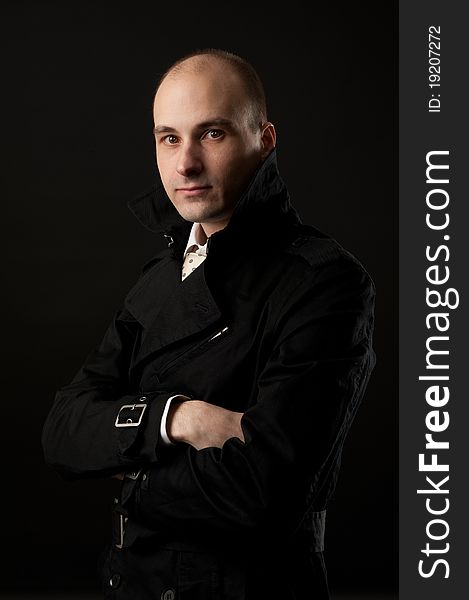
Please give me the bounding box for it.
[156,152,173,184]
[156,163,175,199]
[223,147,259,185]
[210,143,249,179]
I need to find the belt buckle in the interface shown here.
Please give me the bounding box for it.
[113,501,129,550]
[115,512,128,549]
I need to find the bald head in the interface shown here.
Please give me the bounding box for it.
[154,49,267,131]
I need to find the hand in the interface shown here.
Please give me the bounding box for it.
[167,399,245,450]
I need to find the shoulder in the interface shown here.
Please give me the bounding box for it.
[264,226,376,348]
[277,223,376,300]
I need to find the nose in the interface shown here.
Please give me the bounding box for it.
[176,141,203,178]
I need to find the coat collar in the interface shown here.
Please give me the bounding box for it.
[127,149,302,257]
[125,151,302,372]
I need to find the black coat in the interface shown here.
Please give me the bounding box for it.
[42,150,376,599]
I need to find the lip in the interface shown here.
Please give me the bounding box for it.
[176,186,212,196]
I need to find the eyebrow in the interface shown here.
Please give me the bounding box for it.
[153,117,236,135]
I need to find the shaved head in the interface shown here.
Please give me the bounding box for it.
[154,49,268,131]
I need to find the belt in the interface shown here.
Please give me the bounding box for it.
[113,469,327,554]
[112,470,144,549]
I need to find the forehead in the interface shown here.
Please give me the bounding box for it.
[153,65,249,128]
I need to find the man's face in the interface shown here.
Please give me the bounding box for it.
[153,62,268,235]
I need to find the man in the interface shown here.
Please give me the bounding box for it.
[42,49,376,599]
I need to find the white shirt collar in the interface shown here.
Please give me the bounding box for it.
[184,223,209,257]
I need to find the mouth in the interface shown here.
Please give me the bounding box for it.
[176,186,212,196]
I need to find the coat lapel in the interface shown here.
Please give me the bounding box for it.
[125,256,222,367]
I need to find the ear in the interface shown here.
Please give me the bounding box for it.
[260,122,276,160]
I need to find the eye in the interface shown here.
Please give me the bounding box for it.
[162,134,179,145]
[204,129,224,140]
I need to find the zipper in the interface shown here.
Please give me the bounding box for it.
[158,325,232,377]
[208,326,229,341]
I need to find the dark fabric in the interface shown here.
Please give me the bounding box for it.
[42,150,376,599]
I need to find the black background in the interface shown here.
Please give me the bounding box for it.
[2,0,397,596]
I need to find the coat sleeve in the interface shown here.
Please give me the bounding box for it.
[41,307,182,479]
[134,256,376,540]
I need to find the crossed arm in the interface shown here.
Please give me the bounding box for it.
[112,400,244,479]
[43,256,375,498]
[166,399,245,450]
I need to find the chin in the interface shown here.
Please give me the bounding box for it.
[175,204,218,224]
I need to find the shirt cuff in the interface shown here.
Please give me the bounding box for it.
[159,394,191,445]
